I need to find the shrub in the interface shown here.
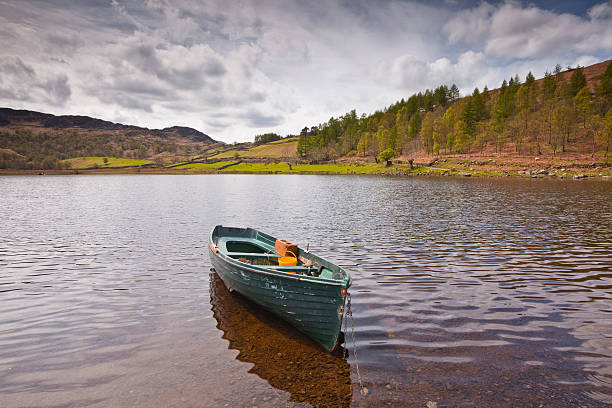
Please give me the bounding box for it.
[378,148,397,165]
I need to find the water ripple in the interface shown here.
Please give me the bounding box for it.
[0,175,610,407]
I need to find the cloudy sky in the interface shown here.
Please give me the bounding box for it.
[1,0,611,142]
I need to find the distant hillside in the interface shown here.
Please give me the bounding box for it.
[0,108,216,143]
[0,108,221,169]
[296,59,612,162]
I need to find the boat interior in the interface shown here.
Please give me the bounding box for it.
[214,233,338,279]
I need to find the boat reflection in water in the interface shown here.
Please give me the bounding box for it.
[209,271,352,407]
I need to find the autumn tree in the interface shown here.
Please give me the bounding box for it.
[552,98,576,155]
[453,120,470,153]
[445,105,458,152]
[432,117,445,155]
[395,107,411,148]
[420,111,435,154]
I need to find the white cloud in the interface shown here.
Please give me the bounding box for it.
[444,2,495,45]
[0,0,610,142]
[588,2,612,19]
[443,1,612,59]
[383,51,502,95]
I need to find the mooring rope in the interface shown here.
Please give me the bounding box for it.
[345,293,366,395]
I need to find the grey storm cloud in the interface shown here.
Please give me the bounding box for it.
[0,57,71,105]
[242,109,284,127]
[0,0,610,142]
[46,33,84,56]
[125,44,207,90]
[111,93,154,113]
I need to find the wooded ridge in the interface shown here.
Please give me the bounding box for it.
[297,60,612,163]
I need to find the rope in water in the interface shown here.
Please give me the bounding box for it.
[345,293,366,395]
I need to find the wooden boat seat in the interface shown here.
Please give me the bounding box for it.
[263,265,311,272]
[227,252,279,258]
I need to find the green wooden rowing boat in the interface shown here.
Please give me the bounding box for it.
[209,225,351,352]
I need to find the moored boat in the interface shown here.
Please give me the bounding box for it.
[208,225,351,352]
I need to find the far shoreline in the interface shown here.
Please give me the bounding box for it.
[1,160,610,180]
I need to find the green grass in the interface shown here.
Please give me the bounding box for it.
[219,162,404,174]
[172,161,235,170]
[63,157,153,169]
[210,139,298,159]
[268,137,298,144]
[291,163,391,173]
[218,162,287,172]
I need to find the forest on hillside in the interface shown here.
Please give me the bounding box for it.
[297,62,612,163]
[0,130,210,170]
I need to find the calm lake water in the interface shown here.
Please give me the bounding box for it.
[1,174,611,407]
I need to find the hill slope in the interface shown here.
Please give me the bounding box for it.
[296,59,612,162]
[0,108,221,169]
[0,108,216,143]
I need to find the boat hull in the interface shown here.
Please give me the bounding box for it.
[209,244,348,352]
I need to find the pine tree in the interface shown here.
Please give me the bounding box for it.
[449,84,460,101]
[596,62,612,96]
[434,85,449,107]
[599,110,612,158]
[595,62,612,115]
[574,86,592,129]
[423,90,434,110]
[541,72,553,101]
[568,67,587,96]
[408,113,422,139]
[472,87,487,120]
[387,125,398,151]
[461,97,477,135]
[482,85,490,109]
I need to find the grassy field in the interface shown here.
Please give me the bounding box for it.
[63,157,154,169]
[171,161,235,170]
[210,138,297,159]
[219,162,400,174]
[52,152,610,178]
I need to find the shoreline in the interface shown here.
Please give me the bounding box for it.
[1,163,610,179]
[2,154,610,179]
